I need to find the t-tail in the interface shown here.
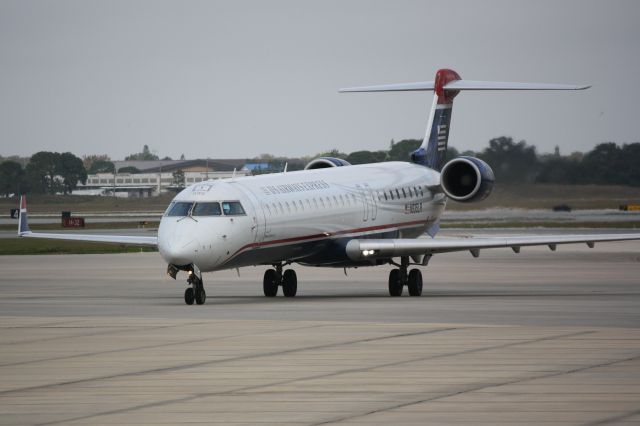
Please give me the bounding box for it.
[340,69,590,171]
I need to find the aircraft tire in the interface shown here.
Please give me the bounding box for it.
[195,287,206,305]
[388,269,402,297]
[282,269,297,297]
[407,269,423,296]
[184,287,195,305]
[263,269,279,297]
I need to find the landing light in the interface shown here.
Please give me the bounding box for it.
[362,250,375,256]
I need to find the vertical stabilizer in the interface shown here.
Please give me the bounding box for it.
[18,195,31,236]
[411,69,461,170]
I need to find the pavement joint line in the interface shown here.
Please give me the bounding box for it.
[30,327,459,426]
[310,346,640,425]
[0,322,336,368]
[32,328,594,426]
[585,407,640,426]
[0,326,457,398]
[0,319,224,347]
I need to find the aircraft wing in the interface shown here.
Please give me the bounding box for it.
[346,233,640,261]
[17,196,158,247]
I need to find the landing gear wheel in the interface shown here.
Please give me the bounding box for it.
[263,269,278,297]
[407,268,423,297]
[195,287,206,305]
[388,269,403,297]
[184,287,194,305]
[282,269,297,297]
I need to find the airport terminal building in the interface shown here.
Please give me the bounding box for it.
[74,159,252,197]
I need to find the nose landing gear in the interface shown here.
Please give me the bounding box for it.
[169,263,206,305]
[263,263,297,297]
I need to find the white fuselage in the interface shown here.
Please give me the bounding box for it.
[158,162,445,271]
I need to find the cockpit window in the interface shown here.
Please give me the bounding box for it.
[166,201,193,217]
[221,201,246,216]
[192,202,222,216]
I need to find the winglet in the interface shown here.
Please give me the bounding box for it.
[18,195,31,236]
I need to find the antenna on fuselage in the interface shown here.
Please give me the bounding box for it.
[283,162,288,173]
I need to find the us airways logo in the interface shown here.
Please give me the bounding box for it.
[437,124,448,152]
[404,202,423,214]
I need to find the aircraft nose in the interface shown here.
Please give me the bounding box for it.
[159,233,198,266]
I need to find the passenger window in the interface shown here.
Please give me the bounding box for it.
[192,202,222,216]
[384,191,388,201]
[320,198,326,208]
[339,194,345,206]
[408,187,414,197]
[333,196,338,206]
[298,200,304,211]
[221,201,246,216]
[390,191,394,200]
[420,186,425,196]
[395,189,400,199]
[326,196,331,207]
[166,201,193,217]
[313,198,318,209]
[402,188,407,198]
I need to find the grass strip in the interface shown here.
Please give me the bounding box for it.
[0,221,160,231]
[0,238,158,255]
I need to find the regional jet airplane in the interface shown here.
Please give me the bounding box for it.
[18,69,640,305]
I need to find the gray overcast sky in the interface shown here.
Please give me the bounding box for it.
[1,0,638,160]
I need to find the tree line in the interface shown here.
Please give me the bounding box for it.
[1,138,640,197]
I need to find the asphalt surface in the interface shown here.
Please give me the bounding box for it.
[1,238,639,424]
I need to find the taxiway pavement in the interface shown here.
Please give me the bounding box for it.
[1,240,639,424]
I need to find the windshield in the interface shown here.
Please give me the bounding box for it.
[221,201,246,216]
[192,202,222,216]
[165,202,193,217]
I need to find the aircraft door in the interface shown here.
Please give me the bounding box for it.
[356,184,368,222]
[236,185,266,243]
[365,183,377,221]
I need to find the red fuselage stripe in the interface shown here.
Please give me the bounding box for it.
[227,219,429,261]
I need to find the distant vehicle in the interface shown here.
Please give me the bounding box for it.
[553,204,572,212]
[18,69,640,305]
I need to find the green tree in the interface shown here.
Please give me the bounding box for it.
[82,154,110,171]
[0,161,26,196]
[315,149,347,159]
[345,150,379,165]
[88,159,115,174]
[58,152,87,194]
[125,145,160,161]
[477,137,539,182]
[26,151,61,194]
[387,139,421,161]
[172,170,185,187]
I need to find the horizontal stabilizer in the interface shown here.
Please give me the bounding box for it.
[443,80,590,91]
[339,82,435,92]
[340,80,589,93]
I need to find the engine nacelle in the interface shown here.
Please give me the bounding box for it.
[304,157,351,170]
[440,156,494,202]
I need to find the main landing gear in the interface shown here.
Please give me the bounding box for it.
[263,263,297,297]
[388,256,423,297]
[185,270,206,305]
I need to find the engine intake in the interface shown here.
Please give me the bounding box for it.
[440,156,494,202]
[304,157,351,170]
